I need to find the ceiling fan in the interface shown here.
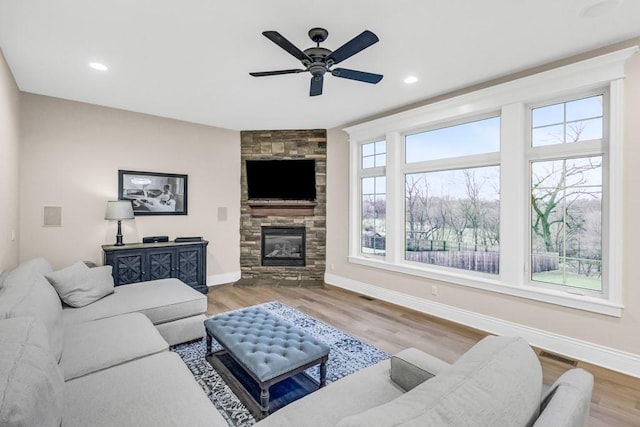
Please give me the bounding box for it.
[250,27,383,96]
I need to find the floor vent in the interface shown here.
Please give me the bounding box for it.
[359,295,375,301]
[539,351,578,366]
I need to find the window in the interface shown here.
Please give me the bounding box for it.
[531,96,603,147]
[404,117,501,274]
[362,140,386,168]
[345,47,633,316]
[405,117,501,162]
[529,95,605,294]
[360,141,386,256]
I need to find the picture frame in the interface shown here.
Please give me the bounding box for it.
[118,170,188,216]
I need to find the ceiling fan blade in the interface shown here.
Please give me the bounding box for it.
[310,75,323,96]
[326,30,379,65]
[250,69,305,77]
[262,31,312,62]
[331,68,383,84]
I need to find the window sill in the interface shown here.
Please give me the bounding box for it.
[348,255,623,317]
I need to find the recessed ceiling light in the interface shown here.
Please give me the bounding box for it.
[404,76,419,84]
[88,62,108,71]
[579,0,622,18]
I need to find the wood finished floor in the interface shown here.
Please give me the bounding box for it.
[207,283,640,427]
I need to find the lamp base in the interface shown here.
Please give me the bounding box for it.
[114,220,125,246]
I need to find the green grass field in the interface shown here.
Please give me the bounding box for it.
[532,270,602,291]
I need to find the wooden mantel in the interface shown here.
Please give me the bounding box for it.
[247,200,317,217]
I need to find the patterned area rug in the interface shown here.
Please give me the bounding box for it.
[171,301,389,426]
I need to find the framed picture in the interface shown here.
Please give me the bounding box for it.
[118,170,188,216]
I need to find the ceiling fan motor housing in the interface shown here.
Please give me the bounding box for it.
[309,63,327,78]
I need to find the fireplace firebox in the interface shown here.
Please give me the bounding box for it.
[261,226,306,267]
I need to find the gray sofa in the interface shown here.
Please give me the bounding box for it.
[0,257,226,427]
[256,336,594,427]
[252,337,593,427]
[1,258,594,427]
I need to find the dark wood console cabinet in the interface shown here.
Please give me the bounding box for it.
[102,240,208,293]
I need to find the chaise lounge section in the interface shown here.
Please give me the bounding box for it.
[61,277,208,345]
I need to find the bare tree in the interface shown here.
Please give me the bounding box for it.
[461,169,485,249]
[406,175,426,250]
[531,122,602,254]
[443,195,467,248]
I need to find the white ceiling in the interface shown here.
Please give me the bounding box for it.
[1,0,639,131]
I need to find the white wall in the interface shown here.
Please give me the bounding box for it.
[326,48,640,372]
[0,49,20,272]
[19,94,241,281]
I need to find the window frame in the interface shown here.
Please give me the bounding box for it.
[354,139,387,259]
[401,113,502,276]
[344,47,637,317]
[525,90,609,298]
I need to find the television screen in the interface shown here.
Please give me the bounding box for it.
[246,159,316,201]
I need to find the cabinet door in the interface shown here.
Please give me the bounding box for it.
[114,253,144,285]
[147,249,175,281]
[176,248,202,289]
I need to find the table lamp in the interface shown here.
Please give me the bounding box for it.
[105,201,135,246]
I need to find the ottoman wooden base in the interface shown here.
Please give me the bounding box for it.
[206,351,323,420]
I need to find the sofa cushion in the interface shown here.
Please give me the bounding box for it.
[64,351,226,427]
[534,368,594,427]
[337,336,543,427]
[0,316,64,427]
[0,267,64,362]
[60,312,169,381]
[155,313,207,346]
[61,278,206,326]
[45,261,114,307]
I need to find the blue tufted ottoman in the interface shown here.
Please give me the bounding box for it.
[204,307,330,417]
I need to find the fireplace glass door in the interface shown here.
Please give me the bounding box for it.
[261,226,306,266]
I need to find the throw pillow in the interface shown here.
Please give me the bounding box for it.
[0,271,64,362]
[4,257,53,283]
[45,262,115,307]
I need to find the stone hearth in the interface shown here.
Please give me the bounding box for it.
[239,130,326,285]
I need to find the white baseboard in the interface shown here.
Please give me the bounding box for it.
[324,272,640,378]
[207,271,241,287]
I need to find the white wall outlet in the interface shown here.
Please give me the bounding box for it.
[431,285,438,296]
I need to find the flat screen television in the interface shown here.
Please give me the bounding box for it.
[246,159,316,201]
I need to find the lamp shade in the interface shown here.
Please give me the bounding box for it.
[104,201,134,220]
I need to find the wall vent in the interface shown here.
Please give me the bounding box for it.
[539,351,578,366]
[43,206,63,227]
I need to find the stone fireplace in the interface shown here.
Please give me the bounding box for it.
[238,129,326,286]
